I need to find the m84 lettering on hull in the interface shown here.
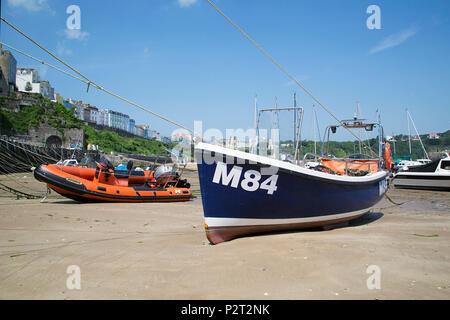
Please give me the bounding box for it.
[212,162,278,195]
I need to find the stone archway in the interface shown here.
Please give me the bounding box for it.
[45,135,62,149]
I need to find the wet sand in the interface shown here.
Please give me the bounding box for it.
[0,172,449,300]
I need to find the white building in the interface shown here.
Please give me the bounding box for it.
[428,133,440,139]
[129,118,136,135]
[149,129,160,140]
[16,68,55,100]
[97,109,130,131]
[135,125,148,138]
[82,105,98,124]
[89,107,98,123]
[16,68,40,93]
[64,100,137,134]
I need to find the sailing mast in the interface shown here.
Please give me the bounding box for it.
[392,131,396,158]
[313,104,317,155]
[293,92,297,153]
[357,101,362,154]
[407,108,412,158]
[254,95,258,134]
[273,96,278,133]
[253,94,258,154]
[407,109,429,160]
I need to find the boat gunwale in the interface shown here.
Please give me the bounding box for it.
[195,142,389,185]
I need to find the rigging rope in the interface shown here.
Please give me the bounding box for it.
[0,141,51,195]
[1,42,92,87]
[2,8,377,155]
[0,17,194,134]
[204,0,376,153]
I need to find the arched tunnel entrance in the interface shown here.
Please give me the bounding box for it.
[45,135,62,149]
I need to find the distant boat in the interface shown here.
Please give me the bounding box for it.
[393,109,430,171]
[393,153,450,191]
[395,158,432,172]
[195,117,391,244]
[56,158,79,166]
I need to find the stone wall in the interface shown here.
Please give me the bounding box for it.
[0,92,47,112]
[25,123,84,149]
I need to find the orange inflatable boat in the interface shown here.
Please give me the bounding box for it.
[34,157,192,202]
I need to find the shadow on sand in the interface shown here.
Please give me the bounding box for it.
[348,211,384,227]
[230,211,385,243]
[47,199,86,204]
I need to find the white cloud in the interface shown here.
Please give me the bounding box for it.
[64,29,90,42]
[369,27,418,54]
[7,0,54,14]
[56,41,72,56]
[178,0,198,8]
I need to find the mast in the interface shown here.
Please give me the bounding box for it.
[392,132,396,158]
[407,109,429,160]
[377,110,382,169]
[254,94,257,134]
[253,94,258,154]
[357,101,362,154]
[313,104,317,154]
[407,108,412,158]
[293,92,296,153]
[273,96,278,131]
[273,96,280,159]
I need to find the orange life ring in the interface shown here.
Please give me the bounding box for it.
[384,142,392,170]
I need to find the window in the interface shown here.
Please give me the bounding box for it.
[441,161,450,170]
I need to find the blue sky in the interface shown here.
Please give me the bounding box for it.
[1,0,449,140]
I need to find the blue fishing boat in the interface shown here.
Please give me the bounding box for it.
[195,118,391,244]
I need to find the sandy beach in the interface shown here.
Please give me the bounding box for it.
[0,171,449,300]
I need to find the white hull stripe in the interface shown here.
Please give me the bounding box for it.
[205,208,370,227]
[394,179,450,188]
[195,142,387,183]
[394,173,450,177]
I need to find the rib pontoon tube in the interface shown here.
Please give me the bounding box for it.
[34,163,192,203]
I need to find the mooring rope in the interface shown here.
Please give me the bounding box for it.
[0,17,194,134]
[1,42,92,87]
[204,0,376,154]
[2,7,380,156]
[384,192,407,206]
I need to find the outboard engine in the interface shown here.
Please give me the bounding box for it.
[153,164,177,186]
[154,165,177,187]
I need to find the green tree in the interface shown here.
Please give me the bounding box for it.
[25,81,32,92]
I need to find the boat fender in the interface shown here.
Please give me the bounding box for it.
[384,142,392,170]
